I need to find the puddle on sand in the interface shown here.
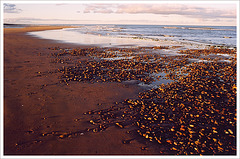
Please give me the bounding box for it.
[218,60,232,63]
[138,72,174,89]
[216,53,236,58]
[154,49,186,56]
[188,58,212,63]
[101,56,135,61]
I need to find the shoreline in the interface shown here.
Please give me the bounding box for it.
[4,26,157,155]
[24,25,237,50]
[3,26,237,155]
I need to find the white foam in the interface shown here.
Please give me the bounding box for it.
[28,28,170,47]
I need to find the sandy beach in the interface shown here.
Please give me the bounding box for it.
[4,26,163,155]
[2,2,238,157]
[3,26,237,156]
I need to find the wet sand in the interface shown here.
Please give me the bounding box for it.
[3,26,236,156]
[4,26,160,155]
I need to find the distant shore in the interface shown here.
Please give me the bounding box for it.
[4,25,77,33]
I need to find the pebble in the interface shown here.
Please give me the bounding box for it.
[50,46,236,155]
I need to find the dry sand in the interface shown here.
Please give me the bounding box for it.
[3,26,164,155]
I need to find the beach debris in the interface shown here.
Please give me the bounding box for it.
[26,129,34,134]
[122,138,135,144]
[115,122,124,129]
[141,146,148,150]
[82,47,236,155]
[48,46,236,155]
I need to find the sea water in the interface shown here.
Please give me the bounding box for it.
[27,24,236,48]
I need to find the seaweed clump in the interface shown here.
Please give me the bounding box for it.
[85,61,236,155]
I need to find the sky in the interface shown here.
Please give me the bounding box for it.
[3,1,238,26]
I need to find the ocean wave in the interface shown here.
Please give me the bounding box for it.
[162,26,235,31]
[54,25,236,47]
[163,26,179,29]
[80,25,124,33]
[187,27,234,31]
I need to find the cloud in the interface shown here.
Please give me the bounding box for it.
[4,17,96,24]
[4,3,22,13]
[83,4,116,14]
[82,4,236,19]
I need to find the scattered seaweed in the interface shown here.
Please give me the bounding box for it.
[31,46,236,155]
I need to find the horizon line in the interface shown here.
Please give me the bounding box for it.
[3,23,237,27]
